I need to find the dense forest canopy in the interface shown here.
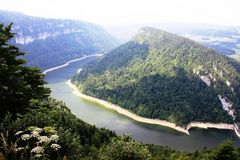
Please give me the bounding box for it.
[72,27,240,126]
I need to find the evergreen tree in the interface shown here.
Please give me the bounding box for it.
[0,23,50,119]
[213,140,238,160]
[99,135,151,160]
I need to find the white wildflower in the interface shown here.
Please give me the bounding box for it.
[33,127,43,133]
[21,134,31,141]
[51,143,61,151]
[38,136,50,143]
[31,131,40,138]
[16,147,24,152]
[15,131,23,136]
[50,135,59,142]
[31,146,44,154]
[35,154,43,157]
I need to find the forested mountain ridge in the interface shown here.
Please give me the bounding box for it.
[72,27,240,126]
[1,22,240,160]
[107,23,240,61]
[0,10,119,69]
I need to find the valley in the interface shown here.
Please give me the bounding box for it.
[1,6,240,159]
[44,54,240,151]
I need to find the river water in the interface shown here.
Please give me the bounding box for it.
[44,55,240,151]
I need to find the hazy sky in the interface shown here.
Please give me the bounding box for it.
[1,0,240,27]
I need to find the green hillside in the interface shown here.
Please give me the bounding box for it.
[72,27,240,126]
[0,10,119,69]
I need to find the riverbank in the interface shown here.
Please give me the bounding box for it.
[67,80,238,137]
[43,54,103,74]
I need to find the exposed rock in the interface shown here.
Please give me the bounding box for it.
[218,95,236,120]
[200,75,211,86]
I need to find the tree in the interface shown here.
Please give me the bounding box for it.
[213,140,238,160]
[99,135,151,160]
[0,23,50,119]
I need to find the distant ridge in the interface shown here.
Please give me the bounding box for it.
[0,10,119,69]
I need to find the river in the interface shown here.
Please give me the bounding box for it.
[44,55,240,152]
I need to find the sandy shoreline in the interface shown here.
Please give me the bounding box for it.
[67,80,238,136]
[43,54,103,74]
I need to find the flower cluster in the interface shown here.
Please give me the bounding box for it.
[21,134,31,141]
[15,126,61,159]
[38,136,51,143]
[34,127,43,133]
[50,134,59,142]
[31,131,40,138]
[51,143,61,151]
[31,146,44,154]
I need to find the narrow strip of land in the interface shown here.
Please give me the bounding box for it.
[67,80,238,136]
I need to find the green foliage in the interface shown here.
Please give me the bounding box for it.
[147,141,240,160]
[0,23,50,119]
[99,135,152,160]
[14,98,115,159]
[73,27,240,125]
[0,98,116,160]
[212,140,238,160]
[14,126,61,160]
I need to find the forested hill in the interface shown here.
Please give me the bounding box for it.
[72,27,240,126]
[0,10,119,69]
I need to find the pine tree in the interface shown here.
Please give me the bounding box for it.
[213,140,237,160]
[0,23,50,119]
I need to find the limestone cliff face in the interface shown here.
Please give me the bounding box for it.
[0,10,119,69]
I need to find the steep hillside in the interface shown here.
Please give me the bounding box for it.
[0,10,118,69]
[72,27,240,126]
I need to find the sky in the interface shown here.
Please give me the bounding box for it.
[1,0,240,27]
